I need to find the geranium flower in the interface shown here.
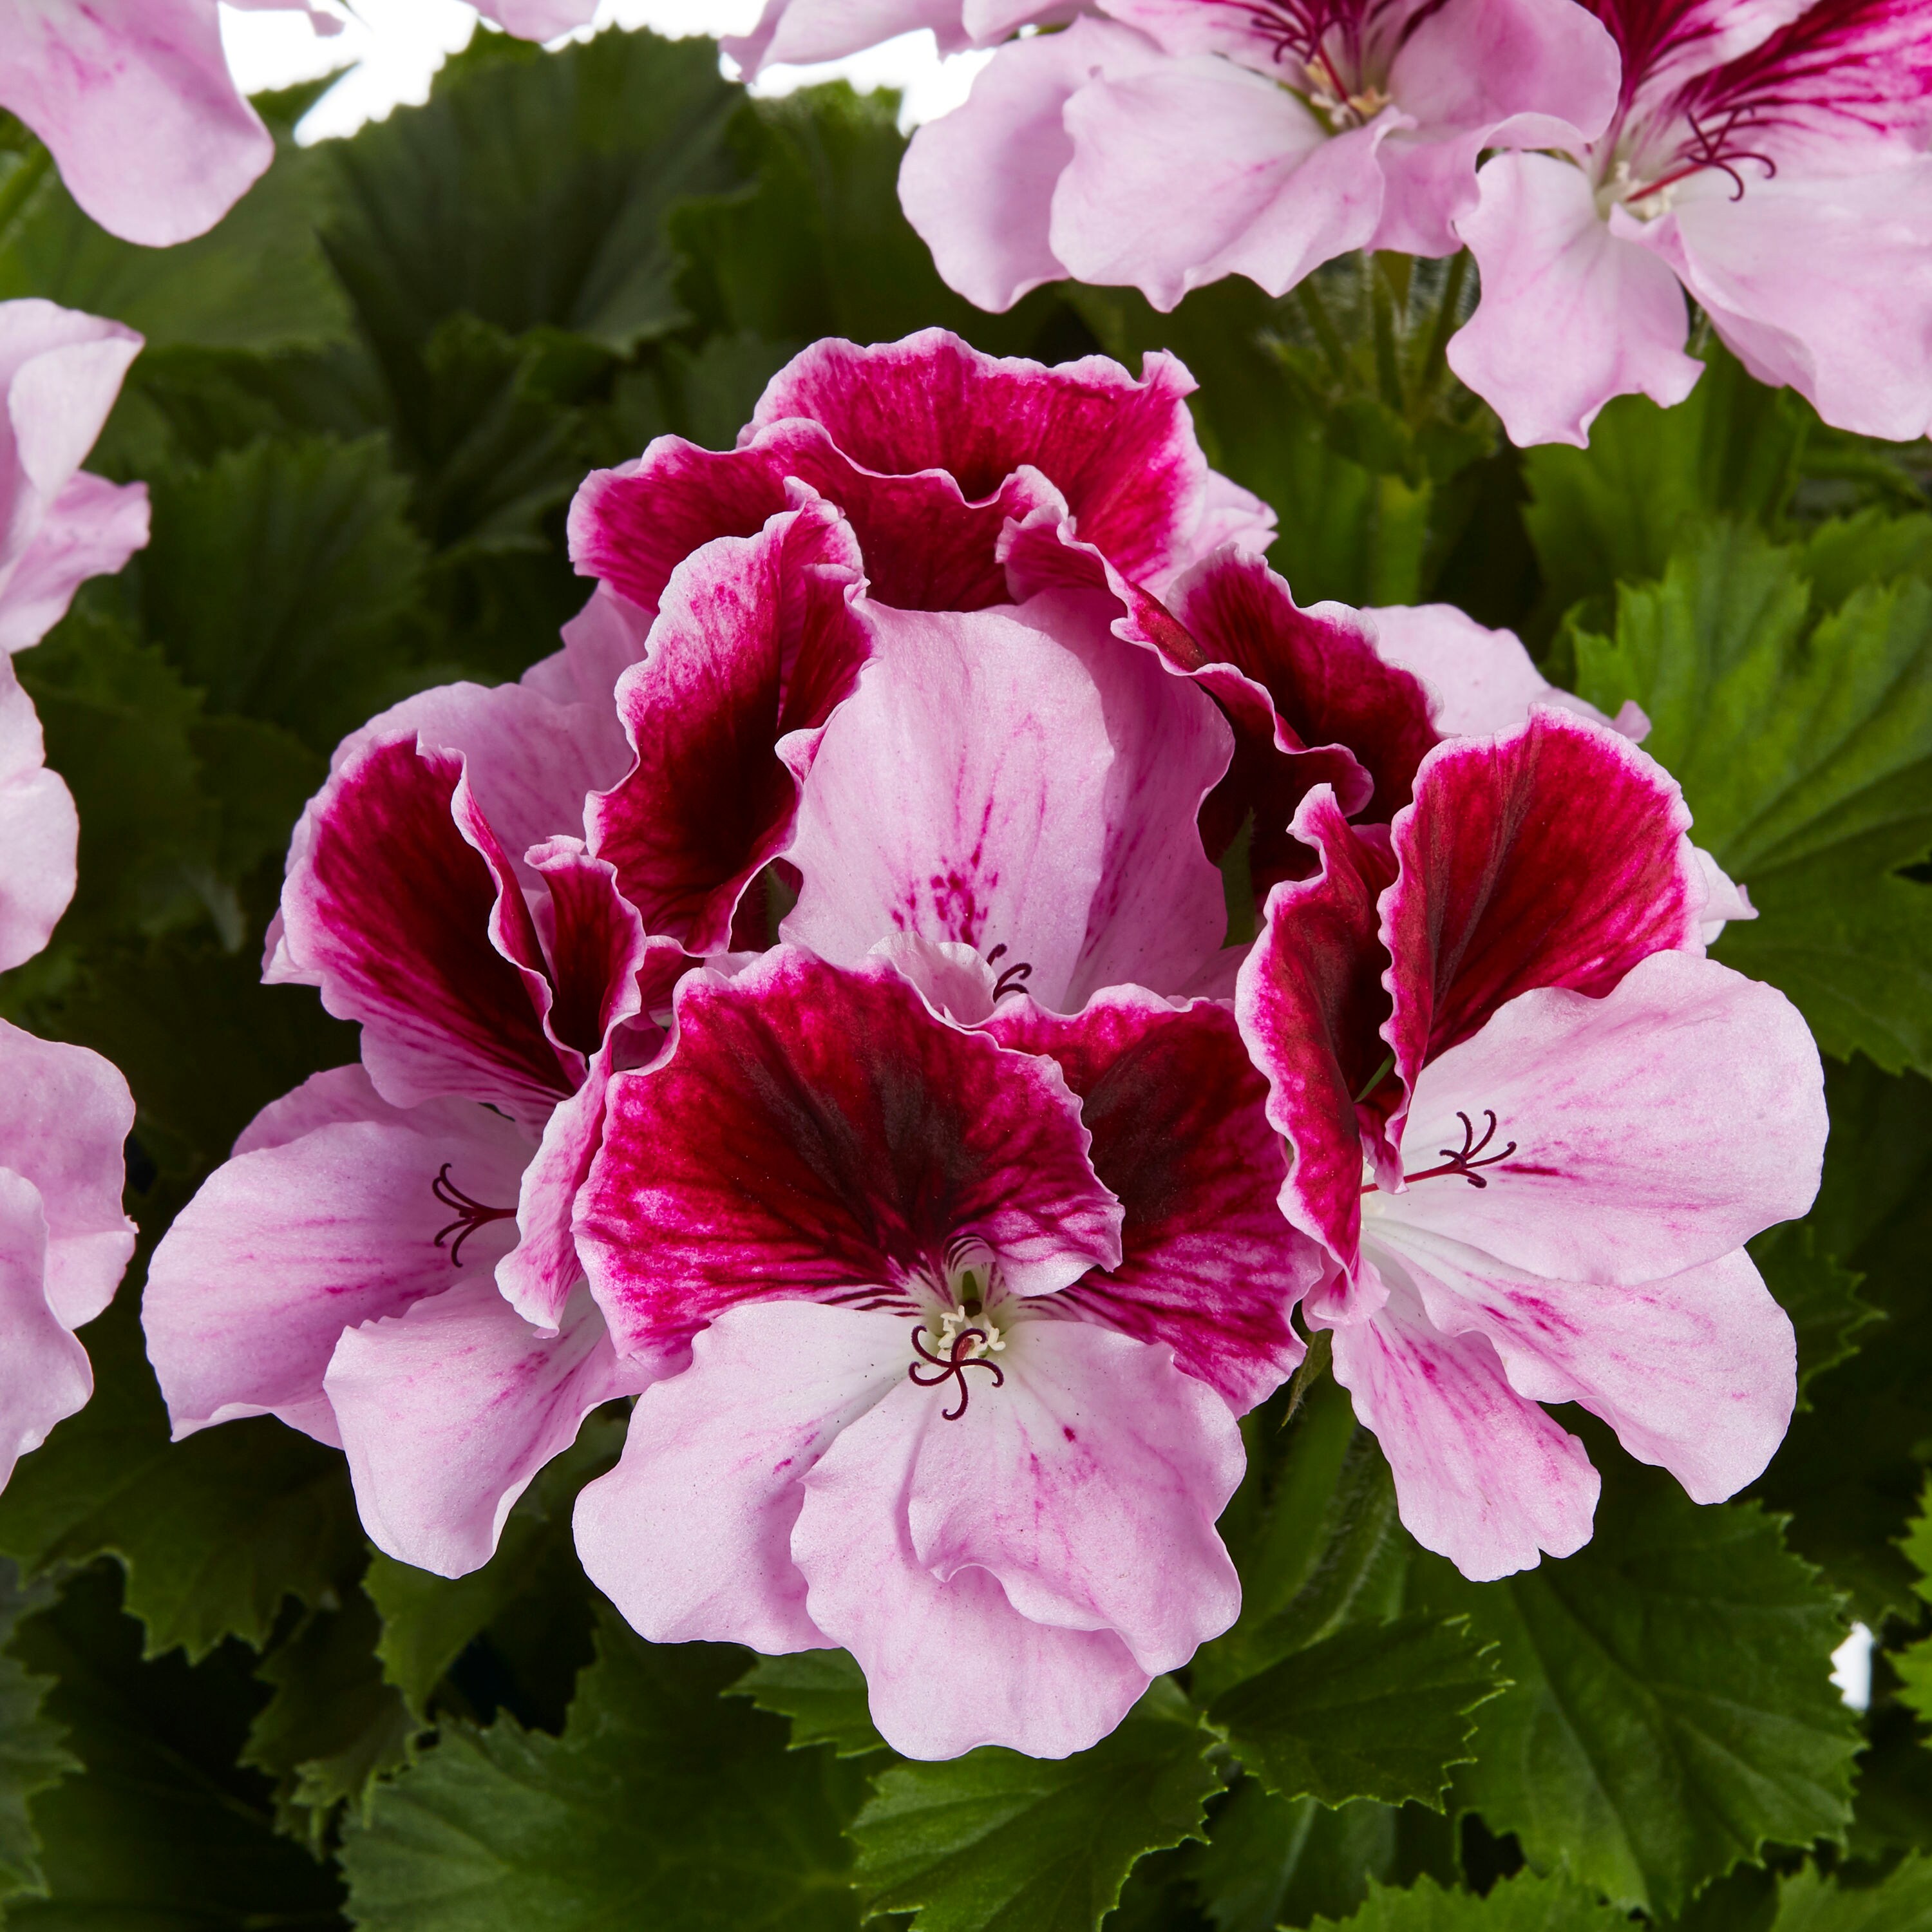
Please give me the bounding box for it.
[567,329,1273,622]
[898,0,1618,310]
[0,1,596,247]
[1235,706,1823,1578]
[1449,0,1932,442]
[571,947,1316,1759]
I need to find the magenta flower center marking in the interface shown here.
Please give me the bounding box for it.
[430,1163,518,1265]
[907,1306,1009,1420]
[1362,1110,1519,1195]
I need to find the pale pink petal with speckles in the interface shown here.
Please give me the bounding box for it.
[143,1066,532,1447]
[574,1300,907,1653]
[327,1280,650,1579]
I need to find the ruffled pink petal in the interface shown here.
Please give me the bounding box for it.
[1234,790,1398,1305]
[1093,0,1304,70]
[574,1300,907,1653]
[0,1019,133,1331]
[1367,602,1572,737]
[577,947,1123,1357]
[1374,0,1621,254]
[1166,550,1439,890]
[473,0,598,35]
[1448,151,1703,447]
[750,330,1214,593]
[1381,709,1704,1112]
[326,1280,648,1579]
[0,1170,92,1493]
[785,592,1229,1010]
[1328,1276,1599,1580]
[0,1,274,247]
[272,734,577,1125]
[900,23,1164,314]
[0,471,149,655]
[1643,160,1932,441]
[585,500,868,957]
[987,990,1314,1411]
[1052,62,1393,308]
[1372,1229,1795,1504]
[1382,947,1826,1287]
[0,659,76,972]
[521,582,653,714]
[143,1066,531,1445]
[726,0,974,77]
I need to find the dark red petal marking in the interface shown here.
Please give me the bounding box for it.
[988,990,1316,1413]
[575,949,1121,1359]
[585,501,869,956]
[526,840,656,1057]
[1381,708,1701,1115]
[279,735,575,1119]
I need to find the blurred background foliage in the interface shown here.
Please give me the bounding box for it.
[0,23,1927,1932]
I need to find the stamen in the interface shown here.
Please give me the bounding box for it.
[1361,1109,1517,1195]
[430,1163,517,1265]
[992,960,1034,1001]
[907,1323,1007,1421]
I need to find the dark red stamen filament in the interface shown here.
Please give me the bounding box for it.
[1629,108,1777,202]
[431,1164,517,1265]
[986,944,1034,1002]
[1363,1110,1517,1195]
[907,1325,1005,1421]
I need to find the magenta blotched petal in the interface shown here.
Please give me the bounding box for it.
[987,990,1315,1412]
[1329,1277,1600,1580]
[574,1300,907,1653]
[576,948,1122,1358]
[143,1066,532,1445]
[1384,949,1826,1288]
[274,735,578,1125]
[585,500,869,956]
[785,594,1231,1010]
[1381,709,1704,1111]
[327,1280,649,1580]
[0,658,75,973]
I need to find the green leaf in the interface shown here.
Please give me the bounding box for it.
[1414,1450,1861,1915]
[7,1562,345,1930]
[1309,1869,1633,1931]
[323,27,746,359]
[1747,1224,1876,1407]
[343,1610,863,1931]
[1890,1479,1932,1727]
[729,1649,887,1760]
[0,1294,365,1662]
[1570,521,1932,1075]
[1208,1614,1501,1812]
[242,1587,417,1845]
[0,1564,77,1904]
[365,1416,620,1722]
[141,433,436,752]
[0,126,351,353]
[1768,1855,1932,1931]
[849,1677,1221,1932]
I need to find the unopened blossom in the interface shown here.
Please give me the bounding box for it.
[573,947,1316,1759]
[898,0,1619,310]
[1450,0,1932,443]
[0,0,596,248]
[568,329,1273,624]
[1236,706,1822,1578]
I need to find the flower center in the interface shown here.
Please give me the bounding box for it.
[906,1253,1013,1420]
[1361,1108,1518,1198]
[430,1163,518,1265]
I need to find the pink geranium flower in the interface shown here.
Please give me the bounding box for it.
[1236,707,1823,1578]
[572,947,1316,1759]
[1450,0,1932,442]
[898,0,1618,310]
[0,1,596,247]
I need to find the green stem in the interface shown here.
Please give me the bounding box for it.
[0,143,50,243]
[1416,247,1470,399]
[1296,276,1350,383]
[1370,264,1403,414]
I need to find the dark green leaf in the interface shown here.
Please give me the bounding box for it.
[1308,1869,1632,1931]
[729,1649,886,1759]
[0,1564,76,1904]
[343,1611,862,1931]
[1748,1224,1876,1406]
[1414,1451,1861,1914]
[851,1677,1220,1932]
[1768,1854,1932,1931]
[1209,1614,1501,1812]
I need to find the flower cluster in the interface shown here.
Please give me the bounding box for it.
[0,296,144,1488]
[728,0,1932,446]
[144,331,1823,1760]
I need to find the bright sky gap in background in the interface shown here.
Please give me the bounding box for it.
[218,0,992,141]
